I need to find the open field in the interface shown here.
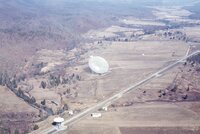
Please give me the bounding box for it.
[30,3,200,133]
[25,22,188,120]
[121,18,165,26]
[1,0,200,134]
[64,59,200,134]
[0,87,39,133]
[61,40,188,108]
[184,26,200,42]
[31,38,189,134]
[0,87,38,113]
[153,7,192,20]
[62,49,200,134]
[84,25,142,40]
[66,101,200,134]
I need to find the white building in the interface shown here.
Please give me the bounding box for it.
[91,113,102,118]
[53,117,64,129]
[102,106,108,111]
[68,110,74,116]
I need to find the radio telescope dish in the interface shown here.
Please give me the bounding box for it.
[89,56,109,74]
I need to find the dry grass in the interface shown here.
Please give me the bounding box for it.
[66,101,200,134]
[0,86,38,113]
[121,18,165,26]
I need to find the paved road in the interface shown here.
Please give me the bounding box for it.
[39,51,200,134]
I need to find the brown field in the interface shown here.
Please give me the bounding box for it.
[0,87,38,113]
[63,53,200,134]
[0,87,39,133]
[1,1,200,134]
[66,101,200,134]
[119,127,200,134]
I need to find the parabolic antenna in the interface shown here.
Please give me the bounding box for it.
[53,117,64,123]
[89,56,109,74]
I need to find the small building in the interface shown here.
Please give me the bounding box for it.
[68,110,74,116]
[53,117,64,128]
[91,113,102,118]
[102,106,108,111]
